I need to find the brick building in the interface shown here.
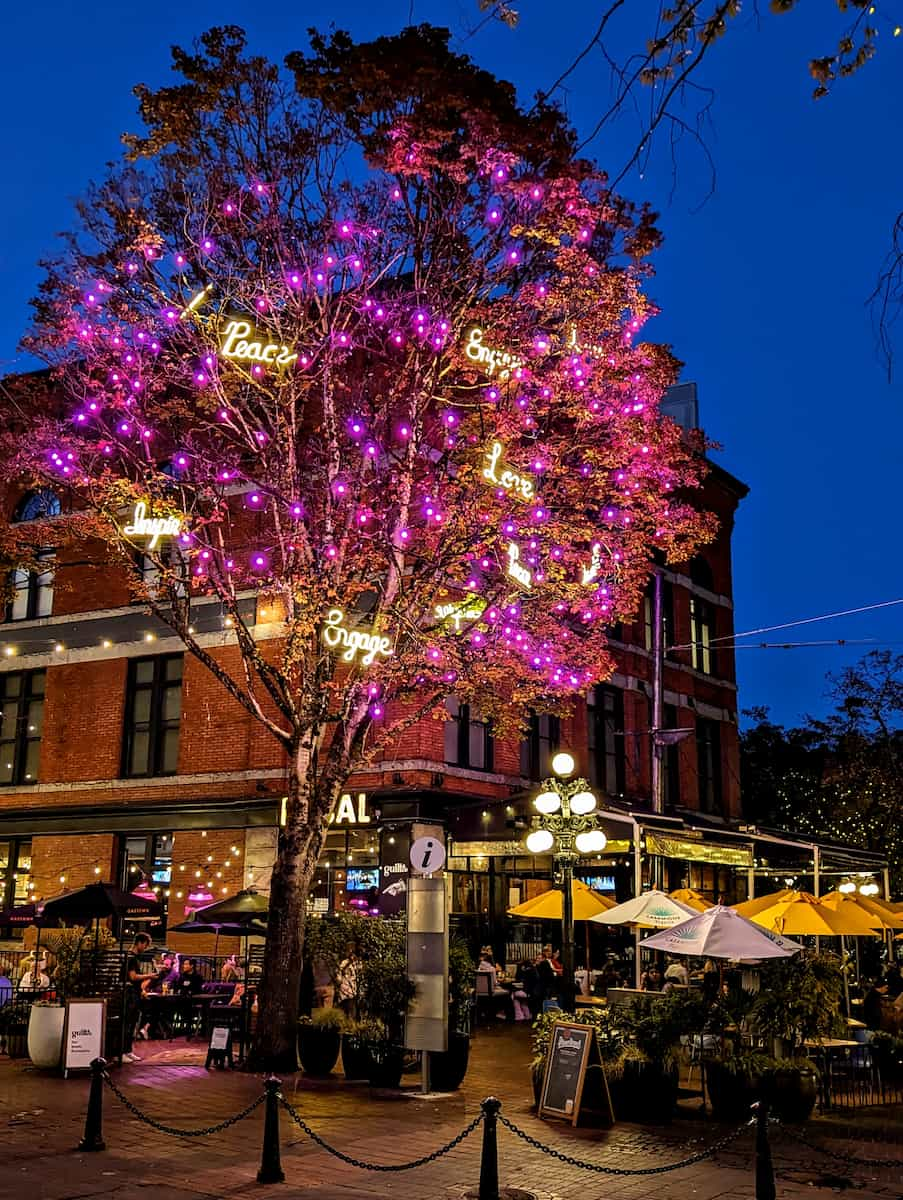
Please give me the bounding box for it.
[0,383,749,954]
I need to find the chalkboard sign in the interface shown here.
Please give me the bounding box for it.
[205,1025,233,1070]
[539,1021,614,1128]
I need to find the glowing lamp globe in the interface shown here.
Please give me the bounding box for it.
[525,829,554,854]
[859,882,879,896]
[575,830,608,855]
[838,881,856,894]
[551,751,575,777]
[534,791,561,815]
[569,791,597,815]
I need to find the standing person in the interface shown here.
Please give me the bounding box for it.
[124,933,155,1062]
[534,945,558,1006]
[336,944,360,1018]
[664,958,690,988]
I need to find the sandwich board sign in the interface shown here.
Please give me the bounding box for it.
[538,1020,614,1127]
[63,999,106,1076]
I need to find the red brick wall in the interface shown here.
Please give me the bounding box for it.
[168,829,246,957]
[31,833,116,900]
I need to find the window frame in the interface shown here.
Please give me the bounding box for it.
[0,669,45,787]
[696,718,723,815]
[0,837,33,928]
[689,594,715,675]
[444,697,494,771]
[643,580,675,656]
[520,712,561,780]
[122,654,183,779]
[6,551,55,622]
[587,684,625,796]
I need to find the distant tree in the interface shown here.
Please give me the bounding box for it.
[3,25,712,1068]
[740,652,903,889]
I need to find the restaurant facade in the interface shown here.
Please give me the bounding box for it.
[0,383,785,957]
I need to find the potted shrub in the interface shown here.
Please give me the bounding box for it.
[427,939,474,1092]
[356,926,415,1090]
[705,1048,771,1121]
[297,1006,344,1077]
[27,999,66,1069]
[340,1019,372,1080]
[750,952,845,1122]
[359,1018,405,1088]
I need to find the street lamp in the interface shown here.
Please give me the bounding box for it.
[526,750,607,1011]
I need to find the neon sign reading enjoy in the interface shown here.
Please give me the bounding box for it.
[463,326,524,379]
[219,319,298,369]
[506,543,532,589]
[322,608,393,667]
[122,502,184,550]
[482,441,535,501]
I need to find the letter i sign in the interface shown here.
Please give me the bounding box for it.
[410,836,447,875]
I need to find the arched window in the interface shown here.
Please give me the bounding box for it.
[13,488,61,523]
[6,490,59,622]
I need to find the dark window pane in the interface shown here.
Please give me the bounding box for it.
[23,739,40,782]
[135,661,154,685]
[26,700,43,736]
[130,731,150,776]
[30,671,46,696]
[3,676,21,698]
[162,686,181,722]
[162,729,180,774]
[468,719,486,769]
[132,690,152,725]
[0,710,16,741]
[165,657,183,682]
[0,755,14,784]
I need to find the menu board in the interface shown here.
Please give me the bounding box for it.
[539,1021,614,1128]
[63,999,106,1075]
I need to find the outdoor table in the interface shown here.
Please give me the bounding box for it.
[142,992,219,1039]
[574,995,606,1009]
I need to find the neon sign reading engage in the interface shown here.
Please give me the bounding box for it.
[321,608,393,667]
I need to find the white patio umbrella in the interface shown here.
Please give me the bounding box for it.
[640,904,803,963]
[589,889,698,929]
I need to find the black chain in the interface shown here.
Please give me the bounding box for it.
[278,1092,484,1171]
[496,1114,753,1176]
[777,1123,903,1170]
[102,1071,264,1138]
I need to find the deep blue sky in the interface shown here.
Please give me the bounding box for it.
[1,2,900,726]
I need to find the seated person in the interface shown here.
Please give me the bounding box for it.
[477,952,514,1020]
[221,955,244,983]
[663,958,690,989]
[18,955,50,992]
[173,957,206,1033]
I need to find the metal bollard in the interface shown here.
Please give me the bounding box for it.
[78,1057,107,1152]
[257,1075,285,1185]
[754,1102,776,1200]
[478,1096,502,1200]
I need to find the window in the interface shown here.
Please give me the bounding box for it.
[643,579,674,654]
[689,556,715,593]
[520,712,560,780]
[0,838,33,931]
[119,832,172,935]
[696,718,722,815]
[0,670,45,785]
[133,545,188,601]
[444,698,493,770]
[7,552,55,621]
[662,703,681,809]
[690,595,715,675]
[14,488,61,523]
[122,655,183,777]
[587,685,624,795]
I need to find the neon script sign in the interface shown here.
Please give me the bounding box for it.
[434,597,486,632]
[506,543,532,589]
[123,502,184,550]
[322,608,393,667]
[581,543,602,586]
[482,441,535,501]
[463,326,524,379]
[219,319,298,368]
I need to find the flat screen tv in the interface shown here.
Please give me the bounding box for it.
[345,868,380,892]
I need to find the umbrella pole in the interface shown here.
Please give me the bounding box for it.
[841,935,850,1017]
[634,928,642,988]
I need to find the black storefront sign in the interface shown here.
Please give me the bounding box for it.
[539,1021,614,1127]
[378,828,410,917]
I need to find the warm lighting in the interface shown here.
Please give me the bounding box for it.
[4,647,15,657]
[551,751,575,777]
[839,881,856,894]
[575,829,608,854]
[144,632,155,643]
[93,865,101,875]
[569,791,597,815]
[59,874,66,884]
[54,643,65,653]
[534,791,561,815]
[526,829,554,854]
[859,882,880,896]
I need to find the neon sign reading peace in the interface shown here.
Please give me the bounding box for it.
[219,319,298,369]
[321,608,393,667]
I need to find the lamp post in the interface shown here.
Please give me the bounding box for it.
[525,751,607,1012]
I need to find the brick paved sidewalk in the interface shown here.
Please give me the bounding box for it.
[2,1024,902,1200]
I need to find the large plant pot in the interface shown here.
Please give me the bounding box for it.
[705,1061,759,1122]
[297,1025,341,1078]
[341,1033,371,1080]
[27,1005,65,1069]
[428,1032,471,1092]
[366,1042,404,1089]
[761,1067,818,1123]
[530,1060,544,1108]
[611,1060,679,1123]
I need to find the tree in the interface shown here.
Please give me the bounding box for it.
[4,24,713,1068]
[740,652,903,889]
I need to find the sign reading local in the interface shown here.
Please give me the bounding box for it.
[219,319,298,369]
[321,608,393,666]
[123,501,185,549]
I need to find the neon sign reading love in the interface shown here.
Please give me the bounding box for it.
[321,608,393,667]
[482,441,535,502]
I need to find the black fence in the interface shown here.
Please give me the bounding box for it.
[815,1042,903,1110]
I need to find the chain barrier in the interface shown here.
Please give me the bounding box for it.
[278,1091,484,1171]
[102,1070,265,1138]
[776,1122,903,1170]
[496,1112,754,1176]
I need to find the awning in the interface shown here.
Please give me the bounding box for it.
[645,832,753,868]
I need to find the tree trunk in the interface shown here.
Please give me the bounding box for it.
[249,750,337,1072]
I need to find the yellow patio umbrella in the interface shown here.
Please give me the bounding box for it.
[747,891,881,937]
[732,888,795,918]
[508,879,616,921]
[853,895,903,930]
[669,888,714,912]
[820,891,895,930]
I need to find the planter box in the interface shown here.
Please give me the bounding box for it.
[27,1006,65,1069]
